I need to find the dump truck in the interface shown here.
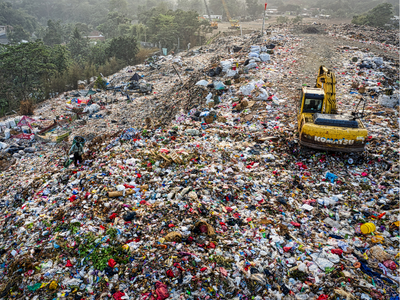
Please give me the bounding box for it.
[297,66,368,152]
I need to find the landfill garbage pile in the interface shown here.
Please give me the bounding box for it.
[0,26,399,300]
[290,23,399,63]
[328,24,399,49]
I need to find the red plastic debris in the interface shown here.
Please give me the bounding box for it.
[108,258,116,268]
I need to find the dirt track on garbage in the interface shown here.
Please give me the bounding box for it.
[276,32,397,101]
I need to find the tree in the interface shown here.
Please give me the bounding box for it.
[74,23,92,36]
[175,10,207,47]
[94,75,107,89]
[128,24,147,41]
[246,0,261,19]
[107,36,139,65]
[0,1,38,34]
[89,41,111,67]
[144,9,209,49]
[292,16,303,24]
[0,41,57,108]
[43,20,63,46]
[50,44,70,74]
[365,3,394,27]
[68,27,90,64]
[138,3,170,25]
[352,3,394,27]
[147,13,178,50]
[8,25,30,43]
[97,12,131,39]
[109,0,128,14]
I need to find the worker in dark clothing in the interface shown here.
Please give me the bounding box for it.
[69,137,84,167]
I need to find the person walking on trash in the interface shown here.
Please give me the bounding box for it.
[69,137,84,167]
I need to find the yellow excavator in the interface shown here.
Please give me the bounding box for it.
[298,66,368,152]
[203,0,218,29]
[221,0,240,29]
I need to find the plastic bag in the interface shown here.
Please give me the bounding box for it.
[245,62,258,69]
[226,69,238,77]
[83,103,100,114]
[317,197,338,206]
[155,281,169,300]
[250,45,261,53]
[240,83,255,95]
[249,52,260,58]
[214,81,226,90]
[372,57,383,66]
[205,92,213,102]
[256,88,269,100]
[220,61,232,72]
[325,171,338,183]
[260,53,271,62]
[195,80,209,86]
[0,142,8,150]
[311,253,334,270]
[4,129,10,139]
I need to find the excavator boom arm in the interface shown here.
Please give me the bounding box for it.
[316,65,337,113]
[221,0,232,21]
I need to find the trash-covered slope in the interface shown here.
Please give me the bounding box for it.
[0,25,398,300]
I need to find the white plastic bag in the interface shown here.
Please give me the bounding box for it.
[250,45,261,53]
[206,93,214,105]
[220,61,232,72]
[4,129,10,139]
[0,142,8,149]
[372,57,383,66]
[260,53,271,62]
[226,69,238,77]
[9,118,16,128]
[83,103,100,114]
[214,81,226,90]
[195,80,209,86]
[245,62,258,69]
[240,83,255,95]
[256,88,269,100]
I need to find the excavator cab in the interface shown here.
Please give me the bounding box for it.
[301,90,324,113]
[297,87,324,131]
[229,20,240,29]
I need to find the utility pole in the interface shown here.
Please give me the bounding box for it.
[261,3,267,36]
